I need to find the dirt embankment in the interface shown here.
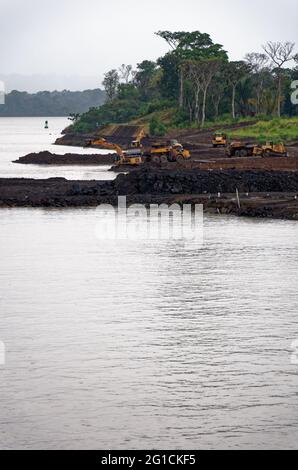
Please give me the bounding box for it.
[54,122,298,167]
[111,155,298,173]
[14,151,116,165]
[184,156,298,171]
[16,149,298,173]
[1,169,298,219]
[115,168,298,194]
[55,133,96,147]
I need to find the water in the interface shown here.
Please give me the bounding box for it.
[0,119,298,450]
[0,117,115,180]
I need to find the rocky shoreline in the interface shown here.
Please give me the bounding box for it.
[1,169,298,219]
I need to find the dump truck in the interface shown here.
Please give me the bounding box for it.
[86,137,191,166]
[146,140,191,164]
[212,131,227,147]
[226,141,288,158]
[225,141,255,157]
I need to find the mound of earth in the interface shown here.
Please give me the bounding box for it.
[13,150,116,165]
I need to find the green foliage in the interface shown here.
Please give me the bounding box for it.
[157,53,180,100]
[70,31,297,134]
[155,31,228,61]
[149,116,167,136]
[228,117,298,143]
[170,109,191,128]
[72,96,145,132]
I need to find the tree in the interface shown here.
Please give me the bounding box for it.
[157,53,180,100]
[198,59,221,126]
[226,61,251,119]
[68,113,80,123]
[102,69,119,101]
[209,64,229,119]
[134,60,158,98]
[245,53,269,114]
[262,41,296,116]
[155,30,228,106]
[184,59,221,125]
[118,64,133,84]
[183,61,202,123]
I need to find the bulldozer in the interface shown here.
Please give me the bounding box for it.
[85,138,143,166]
[225,141,288,158]
[212,131,227,147]
[146,140,191,164]
[253,142,288,158]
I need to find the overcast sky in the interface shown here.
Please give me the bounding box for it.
[0,0,297,91]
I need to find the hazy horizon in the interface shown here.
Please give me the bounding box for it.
[1,74,103,93]
[0,0,297,92]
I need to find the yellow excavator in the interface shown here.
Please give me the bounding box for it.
[86,137,143,166]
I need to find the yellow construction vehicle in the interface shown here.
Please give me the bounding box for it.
[226,141,288,158]
[225,141,255,157]
[130,139,142,149]
[253,142,288,158]
[147,140,191,164]
[212,131,227,147]
[86,137,143,166]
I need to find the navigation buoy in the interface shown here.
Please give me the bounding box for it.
[45,120,49,129]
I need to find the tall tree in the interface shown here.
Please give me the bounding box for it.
[262,41,296,116]
[183,61,202,122]
[198,59,221,126]
[155,30,228,105]
[244,52,269,114]
[118,64,133,84]
[102,69,119,101]
[226,61,251,119]
[209,64,229,119]
[134,60,157,98]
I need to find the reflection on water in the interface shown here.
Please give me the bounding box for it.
[0,208,297,449]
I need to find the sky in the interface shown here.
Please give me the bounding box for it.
[0,0,297,92]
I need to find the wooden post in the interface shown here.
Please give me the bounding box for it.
[236,188,241,209]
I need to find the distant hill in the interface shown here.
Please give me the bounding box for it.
[0,89,106,117]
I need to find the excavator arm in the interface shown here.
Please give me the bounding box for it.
[86,137,143,166]
[86,137,124,161]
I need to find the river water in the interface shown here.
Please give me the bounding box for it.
[0,117,115,180]
[0,118,297,449]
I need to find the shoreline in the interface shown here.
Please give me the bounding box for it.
[1,169,298,219]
